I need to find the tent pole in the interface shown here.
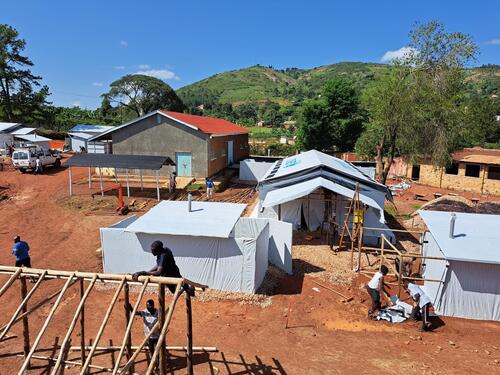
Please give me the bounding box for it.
[88,167,92,189]
[99,167,104,196]
[156,170,160,201]
[185,291,193,375]
[69,167,73,196]
[126,169,130,198]
[123,282,133,374]
[20,277,30,369]
[158,285,166,375]
[140,170,144,191]
[79,278,86,364]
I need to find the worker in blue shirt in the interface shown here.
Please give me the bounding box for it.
[205,177,214,199]
[13,235,31,267]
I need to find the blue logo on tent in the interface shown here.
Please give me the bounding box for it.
[284,158,300,168]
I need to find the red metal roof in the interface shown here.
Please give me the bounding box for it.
[161,110,249,136]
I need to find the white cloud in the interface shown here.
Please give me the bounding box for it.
[114,65,125,70]
[72,100,81,107]
[120,40,128,47]
[381,46,417,63]
[138,64,151,69]
[134,69,180,80]
[92,82,103,87]
[485,38,500,45]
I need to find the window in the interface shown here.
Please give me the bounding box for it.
[210,149,217,161]
[445,162,459,175]
[465,164,480,178]
[488,166,500,180]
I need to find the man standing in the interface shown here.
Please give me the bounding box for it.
[132,241,182,294]
[128,299,160,356]
[405,279,433,331]
[205,177,214,199]
[13,236,31,267]
[366,265,389,318]
[34,156,43,174]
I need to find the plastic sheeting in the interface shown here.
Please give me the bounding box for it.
[239,159,273,182]
[126,201,247,238]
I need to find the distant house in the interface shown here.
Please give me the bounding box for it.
[404,147,500,196]
[68,124,114,153]
[89,110,249,177]
[0,122,51,151]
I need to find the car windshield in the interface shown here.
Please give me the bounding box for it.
[13,152,29,160]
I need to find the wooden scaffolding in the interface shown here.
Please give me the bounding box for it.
[0,266,211,375]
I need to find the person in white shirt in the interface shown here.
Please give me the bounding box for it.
[128,299,160,357]
[405,280,432,331]
[34,156,43,174]
[366,265,389,318]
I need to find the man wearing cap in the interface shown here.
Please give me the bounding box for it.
[13,236,31,267]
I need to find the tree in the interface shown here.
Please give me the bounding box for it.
[0,24,50,123]
[462,96,499,146]
[103,74,184,117]
[259,101,283,127]
[297,78,365,151]
[356,21,478,183]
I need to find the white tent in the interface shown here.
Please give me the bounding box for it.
[100,200,293,293]
[420,210,500,321]
[257,150,394,245]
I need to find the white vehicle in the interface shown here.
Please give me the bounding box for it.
[11,147,61,173]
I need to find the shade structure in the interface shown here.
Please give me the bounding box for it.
[65,153,175,170]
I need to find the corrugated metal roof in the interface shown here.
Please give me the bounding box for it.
[10,127,36,135]
[419,210,500,264]
[0,122,21,133]
[459,154,500,165]
[68,132,94,140]
[69,124,114,133]
[15,134,52,142]
[65,153,175,170]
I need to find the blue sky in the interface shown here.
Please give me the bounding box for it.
[2,0,499,109]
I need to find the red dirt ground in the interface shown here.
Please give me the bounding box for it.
[0,164,499,374]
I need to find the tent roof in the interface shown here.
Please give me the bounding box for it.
[125,200,247,238]
[65,153,175,170]
[262,176,384,222]
[260,150,390,198]
[15,134,51,142]
[419,210,500,265]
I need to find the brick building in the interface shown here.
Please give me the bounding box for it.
[89,110,249,178]
[404,147,500,196]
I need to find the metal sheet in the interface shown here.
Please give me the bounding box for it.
[65,153,175,170]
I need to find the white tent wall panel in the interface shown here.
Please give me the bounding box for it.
[422,232,449,307]
[438,261,500,321]
[239,160,273,182]
[70,137,86,152]
[267,219,293,274]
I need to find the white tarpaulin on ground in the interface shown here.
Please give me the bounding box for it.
[126,200,246,238]
[101,201,293,292]
[420,210,500,321]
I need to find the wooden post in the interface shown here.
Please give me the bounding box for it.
[156,170,160,201]
[139,170,144,191]
[158,285,166,375]
[69,166,73,196]
[123,283,133,374]
[126,169,130,197]
[20,277,30,369]
[88,167,92,189]
[0,268,22,297]
[185,291,193,375]
[397,253,403,298]
[357,225,363,272]
[79,278,86,364]
[380,235,385,271]
[99,167,104,196]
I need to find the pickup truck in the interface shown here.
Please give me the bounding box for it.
[11,147,61,173]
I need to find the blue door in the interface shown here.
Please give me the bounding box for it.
[176,152,192,176]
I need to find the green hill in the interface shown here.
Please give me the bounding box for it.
[177,62,500,123]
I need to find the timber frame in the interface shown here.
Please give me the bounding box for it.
[0,266,212,375]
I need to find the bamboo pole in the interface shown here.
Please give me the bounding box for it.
[0,270,46,341]
[80,277,126,375]
[185,291,193,375]
[397,253,403,297]
[79,278,86,364]
[99,167,104,196]
[119,321,161,374]
[379,236,385,271]
[20,277,30,369]
[50,275,98,375]
[69,345,217,352]
[158,285,166,375]
[140,170,144,191]
[88,167,92,189]
[363,227,424,234]
[18,272,76,375]
[0,265,185,286]
[0,268,22,298]
[126,169,130,197]
[123,283,133,375]
[69,166,73,196]
[112,278,150,375]
[145,284,184,375]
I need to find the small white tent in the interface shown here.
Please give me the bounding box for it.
[420,210,500,321]
[257,150,394,245]
[100,200,292,293]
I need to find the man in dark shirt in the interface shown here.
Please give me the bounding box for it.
[132,241,182,294]
[13,235,31,267]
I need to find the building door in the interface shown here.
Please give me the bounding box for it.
[176,152,192,176]
[411,165,421,181]
[227,141,234,166]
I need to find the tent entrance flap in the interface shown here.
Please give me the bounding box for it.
[261,177,385,222]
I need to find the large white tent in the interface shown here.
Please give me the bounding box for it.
[100,200,292,293]
[257,150,393,245]
[420,210,500,321]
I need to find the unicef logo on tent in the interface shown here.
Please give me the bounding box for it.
[284,158,300,168]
